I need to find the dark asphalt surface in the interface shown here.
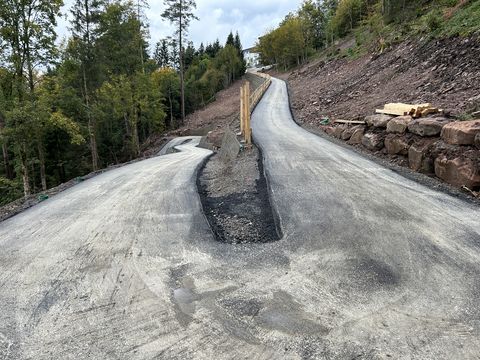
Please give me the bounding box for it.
[0,79,479,359]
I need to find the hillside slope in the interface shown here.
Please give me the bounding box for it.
[287,35,480,194]
[289,36,480,123]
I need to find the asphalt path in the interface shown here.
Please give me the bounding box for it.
[0,78,479,359]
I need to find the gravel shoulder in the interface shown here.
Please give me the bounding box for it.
[197,146,280,244]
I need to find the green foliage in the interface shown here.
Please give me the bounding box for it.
[0,177,22,206]
[440,0,480,37]
[257,16,307,69]
[152,67,180,128]
[426,9,443,31]
[328,0,368,38]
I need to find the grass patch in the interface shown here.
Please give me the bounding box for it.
[440,1,480,36]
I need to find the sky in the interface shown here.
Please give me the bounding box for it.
[57,0,303,52]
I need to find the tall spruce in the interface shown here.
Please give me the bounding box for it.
[162,0,198,125]
[155,39,170,67]
[71,0,105,171]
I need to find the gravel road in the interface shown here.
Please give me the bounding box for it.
[1,79,479,359]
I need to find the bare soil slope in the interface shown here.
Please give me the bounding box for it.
[289,37,480,125]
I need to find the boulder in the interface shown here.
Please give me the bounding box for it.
[333,125,346,139]
[206,129,225,148]
[347,127,365,145]
[409,142,434,173]
[441,120,480,145]
[435,156,480,189]
[385,135,409,155]
[365,114,393,128]
[476,133,480,149]
[342,125,363,141]
[408,117,451,137]
[324,126,335,136]
[219,129,241,163]
[362,133,384,150]
[386,116,413,134]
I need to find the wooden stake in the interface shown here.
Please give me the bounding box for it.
[245,81,252,146]
[240,85,244,134]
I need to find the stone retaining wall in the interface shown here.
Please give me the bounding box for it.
[323,117,480,190]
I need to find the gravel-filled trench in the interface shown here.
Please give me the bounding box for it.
[197,146,281,244]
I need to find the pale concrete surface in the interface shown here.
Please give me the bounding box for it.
[0,79,479,359]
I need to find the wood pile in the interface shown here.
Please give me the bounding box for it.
[376,103,443,118]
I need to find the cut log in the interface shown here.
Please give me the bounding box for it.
[376,109,409,116]
[420,108,439,117]
[333,120,366,124]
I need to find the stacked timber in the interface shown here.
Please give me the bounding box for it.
[376,103,442,118]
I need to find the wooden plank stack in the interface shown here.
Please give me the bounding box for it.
[376,103,442,118]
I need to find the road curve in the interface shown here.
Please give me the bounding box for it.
[252,78,480,358]
[0,78,479,359]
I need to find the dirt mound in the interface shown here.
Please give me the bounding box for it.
[289,36,480,124]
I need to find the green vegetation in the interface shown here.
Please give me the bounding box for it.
[256,0,480,68]
[0,0,246,205]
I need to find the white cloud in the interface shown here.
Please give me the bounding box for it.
[57,0,303,52]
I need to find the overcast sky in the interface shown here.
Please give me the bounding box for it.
[57,0,303,52]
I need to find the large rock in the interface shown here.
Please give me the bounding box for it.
[219,129,241,163]
[476,133,480,149]
[347,127,365,145]
[441,120,480,145]
[408,117,451,137]
[333,125,347,139]
[324,126,335,136]
[385,135,409,155]
[342,125,364,141]
[365,114,393,128]
[435,156,480,189]
[362,133,384,150]
[408,142,435,173]
[206,129,225,148]
[387,116,413,134]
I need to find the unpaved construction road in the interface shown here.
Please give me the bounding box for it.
[1,79,480,359]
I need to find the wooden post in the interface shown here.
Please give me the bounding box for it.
[240,85,244,135]
[245,81,252,146]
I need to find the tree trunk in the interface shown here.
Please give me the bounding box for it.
[168,91,173,129]
[2,142,13,179]
[131,103,140,158]
[137,0,145,74]
[20,144,30,197]
[38,143,47,191]
[179,0,186,125]
[83,66,98,171]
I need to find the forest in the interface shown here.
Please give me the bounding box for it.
[0,0,246,205]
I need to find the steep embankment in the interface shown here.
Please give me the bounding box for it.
[288,36,480,194]
[290,37,480,121]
